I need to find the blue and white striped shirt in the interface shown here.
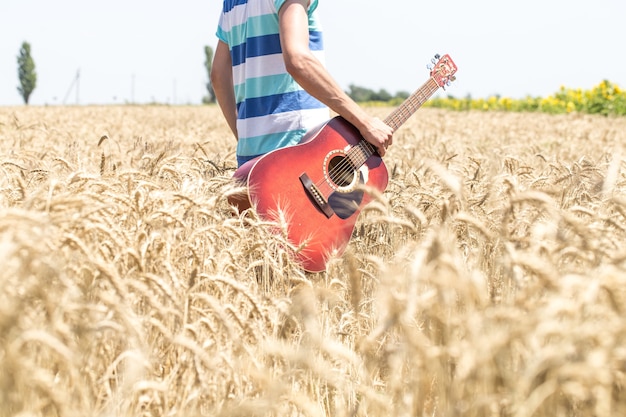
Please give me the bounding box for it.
[217,0,330,166]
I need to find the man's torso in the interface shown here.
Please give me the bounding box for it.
[217,0,330,165]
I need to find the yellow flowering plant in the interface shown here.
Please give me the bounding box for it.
[424,80,626,116]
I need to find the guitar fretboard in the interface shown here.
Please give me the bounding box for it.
[384,78,440,131]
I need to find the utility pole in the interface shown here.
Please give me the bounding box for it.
[75,69,80,104]
[62,69,80,105]
[173,78,177,105]
[131,73,135,104]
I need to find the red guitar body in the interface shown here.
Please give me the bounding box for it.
[230,117,388,272]
[228,54,457,272]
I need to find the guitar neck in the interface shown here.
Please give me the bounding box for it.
[384,77,441,131]
[350,77,442,164]
[351,55,455,163]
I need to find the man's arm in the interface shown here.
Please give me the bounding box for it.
[278,0,393,156]
[210,40,239,140]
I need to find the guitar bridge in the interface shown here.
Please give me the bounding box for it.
[300,173,334,218]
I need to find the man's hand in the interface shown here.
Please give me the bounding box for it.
[360,116,394,157]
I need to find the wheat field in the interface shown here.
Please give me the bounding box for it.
[1,105,626,417]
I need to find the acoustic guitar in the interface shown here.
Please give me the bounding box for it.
[229,54,458,272]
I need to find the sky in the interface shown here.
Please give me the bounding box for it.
[1,0,625,106]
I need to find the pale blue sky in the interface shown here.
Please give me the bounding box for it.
[1,0,624,106]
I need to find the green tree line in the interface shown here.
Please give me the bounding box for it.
[346,84,410,103]
[13,41,625,116]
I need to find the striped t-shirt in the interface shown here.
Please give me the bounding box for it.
[216,0,330,166]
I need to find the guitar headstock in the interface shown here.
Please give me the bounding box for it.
[429,54,457,88]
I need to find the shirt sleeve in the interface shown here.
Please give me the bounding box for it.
[274,0,318,14]
[216,12,227,43]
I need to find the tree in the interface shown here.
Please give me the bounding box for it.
[203,45,216,104]
[347,84,375,102]
[17,41,37,105]
[371,88,393,102]
[347,84,405,103]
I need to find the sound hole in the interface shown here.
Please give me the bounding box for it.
[328,155,356,188]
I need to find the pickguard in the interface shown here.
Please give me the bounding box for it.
[327,169,366,219]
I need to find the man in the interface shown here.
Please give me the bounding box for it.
[211,0,393,167]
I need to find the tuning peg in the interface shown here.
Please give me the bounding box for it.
[444,76,457,87]
[427,64,433,70]
[434,53,441,60]
[431,58,437,65]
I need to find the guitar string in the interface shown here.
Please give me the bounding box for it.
[313,79,439,196]
[316,79,439,191]
[312,78,441,196]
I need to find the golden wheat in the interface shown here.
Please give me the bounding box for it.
[2,105,626,416]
